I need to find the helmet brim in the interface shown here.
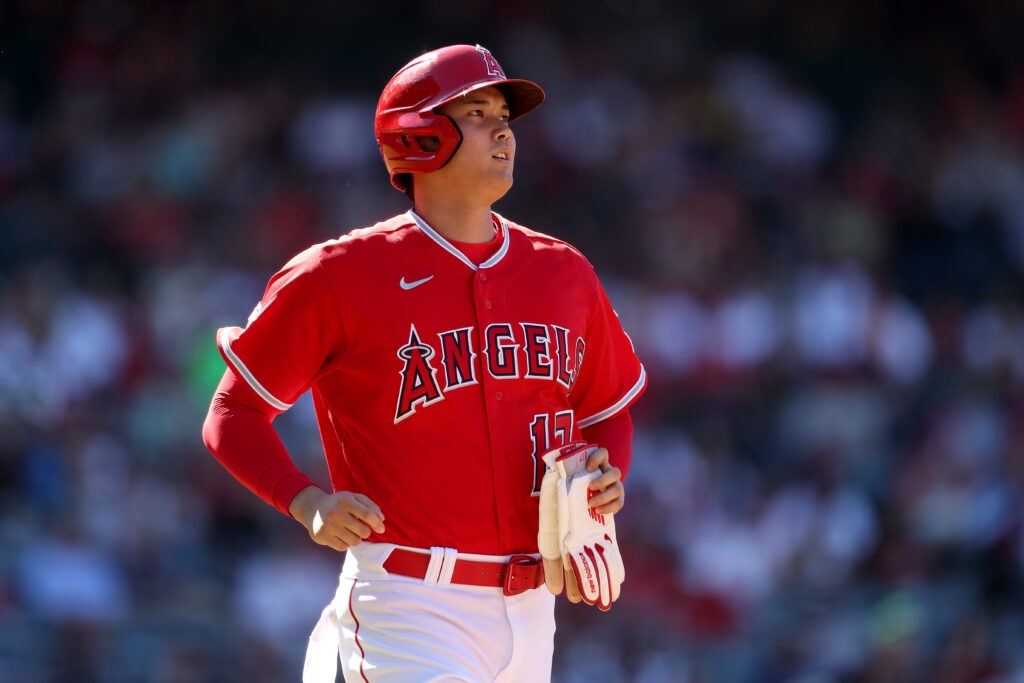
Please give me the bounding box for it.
[431,78,545,121]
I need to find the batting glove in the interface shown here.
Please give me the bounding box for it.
[537,445,569,596]
[539,442,624,610]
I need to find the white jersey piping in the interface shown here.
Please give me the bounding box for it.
[218,327,293,412]
[406,209,510,271]
[577,364,647,428]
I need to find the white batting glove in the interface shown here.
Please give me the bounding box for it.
[537,471,565,595]
[538,442,624,610]
[539,442,592,596]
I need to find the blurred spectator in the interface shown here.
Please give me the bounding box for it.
[2,1,1024,681]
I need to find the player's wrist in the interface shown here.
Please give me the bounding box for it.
[288,484,326,523]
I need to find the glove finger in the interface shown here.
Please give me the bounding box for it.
[598,532,622,581]
[568,548,600,605]
[607,553,622,604]
[589,548,610,610]
[602,532,618,581]
[537,471,561,560]
[591,544,612,611]
[543,557,564,596]
[557,480,570,553]
[564,556,583,603]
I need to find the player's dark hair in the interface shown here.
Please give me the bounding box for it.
[398,173,413,200]
[398,136,441,201]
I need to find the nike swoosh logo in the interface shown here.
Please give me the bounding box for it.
[400,275,434,290]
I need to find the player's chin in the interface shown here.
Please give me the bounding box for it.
[481,175,514,203]
[487,166,514,185]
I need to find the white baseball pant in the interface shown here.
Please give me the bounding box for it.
[303,542,556,682]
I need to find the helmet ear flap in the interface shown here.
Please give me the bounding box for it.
[378,112,463,190]
[428,113,462,167]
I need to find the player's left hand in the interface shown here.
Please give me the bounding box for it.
[570,447,623,602]
[584,447,625,516]
[538,443,626,609]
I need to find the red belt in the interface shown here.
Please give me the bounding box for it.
[383,548,544,596]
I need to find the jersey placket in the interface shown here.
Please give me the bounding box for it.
[473,260,521,553]
[408,209,524,552]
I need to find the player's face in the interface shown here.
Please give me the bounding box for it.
[432,86,515,203]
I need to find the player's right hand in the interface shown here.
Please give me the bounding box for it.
[289,486,386,552]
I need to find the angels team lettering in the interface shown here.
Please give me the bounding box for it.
[395,322,585,423]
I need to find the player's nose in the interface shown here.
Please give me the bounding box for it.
[493,120,512,141]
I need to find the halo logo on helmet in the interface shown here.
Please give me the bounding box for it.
[477,45,505,78]
[374,44,545,192]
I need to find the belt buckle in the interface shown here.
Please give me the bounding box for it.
[503,555,542,596]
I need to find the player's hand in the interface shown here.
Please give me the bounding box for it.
[289,486,386,552]
[585,447,625,516]
[538,443,626,607]
[552,448,622,601]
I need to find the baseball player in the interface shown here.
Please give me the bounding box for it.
[202,44,646,682]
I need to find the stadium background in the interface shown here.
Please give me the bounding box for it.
[2,1,1024,681]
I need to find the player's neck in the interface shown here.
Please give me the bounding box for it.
[412,198,495,244]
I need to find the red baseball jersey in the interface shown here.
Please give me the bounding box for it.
[217,210,646,555]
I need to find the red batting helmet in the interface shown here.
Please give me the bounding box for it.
[375,44,545,192]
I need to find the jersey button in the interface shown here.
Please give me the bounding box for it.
[480,273,489,282]
[485,300,493,310]
[495,391,503,400]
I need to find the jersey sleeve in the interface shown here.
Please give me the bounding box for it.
[217,248,344,413]
[571,269,646,429]
[203,367,316,516]
[580,409,634,480]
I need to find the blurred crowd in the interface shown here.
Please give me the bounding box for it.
[2,1,1024,681]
